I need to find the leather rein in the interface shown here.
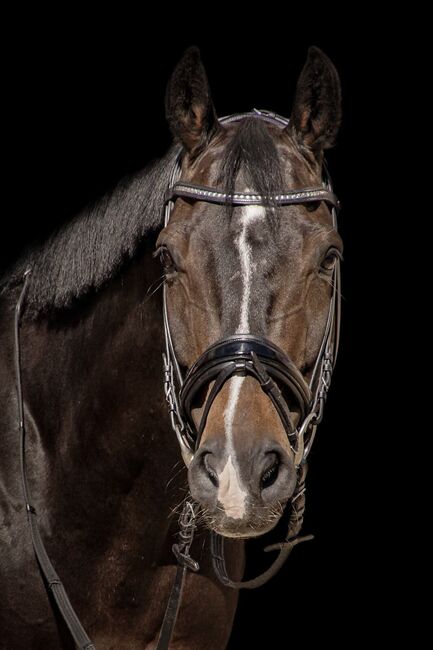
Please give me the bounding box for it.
[13,109,341,649]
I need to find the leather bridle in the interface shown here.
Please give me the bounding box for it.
[12,109,341,650]
[155,110,341,644]
[161,109,341,470]
[156,109,340,638]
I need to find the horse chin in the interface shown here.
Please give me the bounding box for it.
[205,509,284,540]
[212,527,270,540]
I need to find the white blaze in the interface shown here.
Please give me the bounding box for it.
[217,453,246,520]
[217,204,266,519]
[236,204,266,333]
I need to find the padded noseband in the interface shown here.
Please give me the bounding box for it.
[180,335,311,451]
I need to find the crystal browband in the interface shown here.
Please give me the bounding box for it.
[164,182,340,209]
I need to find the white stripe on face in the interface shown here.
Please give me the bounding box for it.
[217,376,246,519]
[236,204,266,333]
[216,204,266,519]
[217,453,247,520]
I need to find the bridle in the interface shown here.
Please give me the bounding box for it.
[162,109,341,470]
[155,109,341,643]
[12,109,341,650]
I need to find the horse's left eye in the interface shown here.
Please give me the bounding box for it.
[320,248,341,273]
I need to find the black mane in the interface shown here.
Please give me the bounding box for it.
[0,145,180,318]
[218,117,283,210]
[1,117,283,319]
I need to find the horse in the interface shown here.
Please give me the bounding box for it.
[0,45,342,649]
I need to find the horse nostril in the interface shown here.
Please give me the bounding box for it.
[203,453,219,488]
[260,457,280,490]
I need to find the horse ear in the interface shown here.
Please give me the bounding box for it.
[288,46,342,153]
[165,46,219,155]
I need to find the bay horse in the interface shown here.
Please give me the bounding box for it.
[0,45,342,649]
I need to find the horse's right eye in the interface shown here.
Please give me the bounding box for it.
[157,246,176,272]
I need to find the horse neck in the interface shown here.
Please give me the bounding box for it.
[20,240,184,545]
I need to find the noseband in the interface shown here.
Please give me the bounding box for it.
[180,334,311,454]
[162,109,341,470]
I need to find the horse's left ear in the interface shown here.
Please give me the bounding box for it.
[165,46,219,155]
[288,46,342,153]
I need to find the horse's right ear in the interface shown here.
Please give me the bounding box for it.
[165,47,219,156]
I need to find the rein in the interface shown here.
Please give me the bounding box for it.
[12,108,341,649]
[14,270,95,650]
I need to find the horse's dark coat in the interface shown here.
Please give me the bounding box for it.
[0,45,341,649]
[0,241,243,648]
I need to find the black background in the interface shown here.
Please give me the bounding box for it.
[3,11,402,648]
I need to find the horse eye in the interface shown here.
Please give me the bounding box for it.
[157,246,176,271]
[306,201,320,212]
[320,248,341,273]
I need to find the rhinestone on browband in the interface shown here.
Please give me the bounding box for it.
[165,183,339,208]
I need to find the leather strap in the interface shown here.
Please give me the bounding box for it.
[156,499,200,649]
[165,182,339,209]
[219,108,290,128]
[194,362,238,449]
[14,270,95,650]
[210,530,313,589]
[179,334,311,450]
[156,565,186,650]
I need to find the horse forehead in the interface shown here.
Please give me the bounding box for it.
[185,143,317,207]
[186,201,304,256]
[185,124,299,183]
